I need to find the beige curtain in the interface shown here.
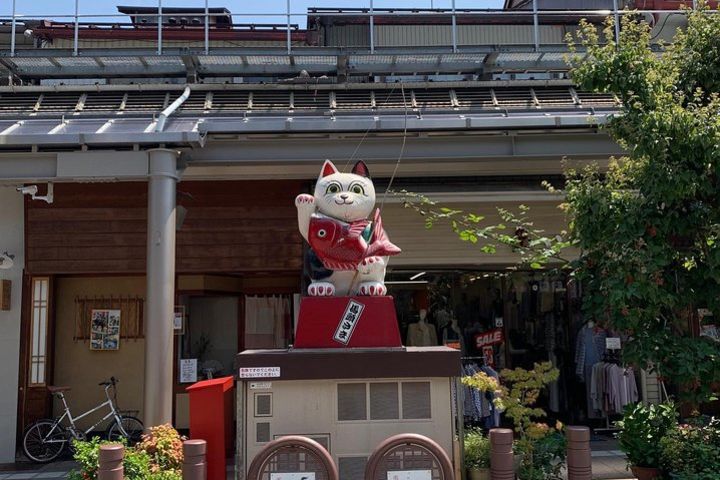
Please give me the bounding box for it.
[244,295,291,349]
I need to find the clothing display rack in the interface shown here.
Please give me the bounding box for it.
[593,349,634,434]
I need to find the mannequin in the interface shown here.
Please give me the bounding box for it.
[442,316,464,350]
[406,309,438,347]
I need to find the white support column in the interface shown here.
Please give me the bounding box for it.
[143,148,178,427]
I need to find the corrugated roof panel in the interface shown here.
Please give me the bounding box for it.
[454,89,495,110]
[83,92,126,112]
[534,87,575,107]
[334,91,372,110]
[210,91,250,112]
[494,88,534,108]
[101,118,156,133]
[252,91,291,110]
[495,52,543,63]
[350,55,394,64]
[414,89,453,110]
[8,58,57,70]
[246,56,291,65]
[0,92,41,114]
[37,93,81,112]
[124,91,168,111]
[54,57,99,68]
[293,91,330,110]
[294,55,337,66]
[198,56,246,66]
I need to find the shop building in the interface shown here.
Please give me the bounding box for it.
[0,0,687,466]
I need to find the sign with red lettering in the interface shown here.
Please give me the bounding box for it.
[475,328,504,349]
[482,346,495,367]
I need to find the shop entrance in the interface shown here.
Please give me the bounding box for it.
[386,269,588,425]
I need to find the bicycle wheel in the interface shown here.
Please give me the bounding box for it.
[22,419,68,463]
[106,416,144,445]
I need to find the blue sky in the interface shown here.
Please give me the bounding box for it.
[2,0,505,25]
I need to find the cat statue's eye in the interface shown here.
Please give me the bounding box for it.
[352,185,365,195]
[326,184,340,194]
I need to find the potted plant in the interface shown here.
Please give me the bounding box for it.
[660,416,720,480]
[464,428,490,480]
[463,362,566,480]
[616,402,676,480]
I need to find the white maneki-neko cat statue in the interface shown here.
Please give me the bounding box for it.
[296,160,401,297]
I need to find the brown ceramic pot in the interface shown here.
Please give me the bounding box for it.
[630,466,662,480]
[467,468,490,480]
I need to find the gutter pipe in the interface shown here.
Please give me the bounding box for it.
[155,86,191,132]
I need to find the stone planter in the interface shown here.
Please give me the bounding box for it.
[467,468,490,480]
[630,466,662,480]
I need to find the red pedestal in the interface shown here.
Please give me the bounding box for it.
[293,296,402,348]
[186,376,234,480]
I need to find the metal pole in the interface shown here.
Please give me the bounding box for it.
[613,0,620,46]
[182,440,208,480]
[286,0,291,55]
[157,0,163,55]
[370,0,375,54]
[73,0,79,56]
[204,0,209,55]
[451,0,457,53]
[532,0,539,52]
[10,0,16,57]
[143,148,178,428]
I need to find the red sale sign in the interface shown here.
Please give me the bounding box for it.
[475,328,504,349]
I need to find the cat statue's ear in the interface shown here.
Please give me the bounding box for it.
[352,160,370,178]
[320,160,339,178]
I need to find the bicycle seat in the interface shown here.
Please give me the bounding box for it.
[47,386,71,394]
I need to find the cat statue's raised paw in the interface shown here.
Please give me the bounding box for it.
[296,160,401,297]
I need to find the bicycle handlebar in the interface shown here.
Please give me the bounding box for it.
[98,377,118,387]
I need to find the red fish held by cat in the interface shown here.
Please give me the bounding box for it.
[308,208,401,271]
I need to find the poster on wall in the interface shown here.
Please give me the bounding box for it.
[174,306,185,335]
[90,309,121,351]
[180,358,198,383]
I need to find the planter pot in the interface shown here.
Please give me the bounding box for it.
[630,466,662,480]
[467,468,490,480]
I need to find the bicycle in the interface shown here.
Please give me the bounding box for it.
[22,377,144,463]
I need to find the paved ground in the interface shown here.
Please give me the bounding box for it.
[0,440,633,479]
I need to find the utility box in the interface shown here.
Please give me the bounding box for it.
[235,347,460,480]
[187,376,235,480]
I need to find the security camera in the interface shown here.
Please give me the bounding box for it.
[16,185,38,195]
[16,183,53,204]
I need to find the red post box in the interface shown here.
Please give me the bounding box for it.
[186,376,235,480]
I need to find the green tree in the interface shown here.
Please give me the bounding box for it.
[399,4,720,406]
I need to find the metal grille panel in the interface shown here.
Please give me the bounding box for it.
[402,382,431,419]
[257,422,271,443]
[257,445,332,480]
[371,445,442,480]
[337,383,366,421]
[338,457,368,480]
[369,383,399,420]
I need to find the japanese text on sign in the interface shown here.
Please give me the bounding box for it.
[475,328,504,349]
[333,299,365,345]
[238,367,281,378]
[387,471,432,480]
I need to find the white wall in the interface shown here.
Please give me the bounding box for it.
[0,188,24,462]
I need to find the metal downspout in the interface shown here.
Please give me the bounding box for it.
[155,86,191,133]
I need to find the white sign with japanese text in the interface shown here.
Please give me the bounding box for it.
[333,299,365,345]
[387,471,432,480]
[606,337,621,350]
[180,359,197,384]
[270,473,315,480]
[238,367,281,379]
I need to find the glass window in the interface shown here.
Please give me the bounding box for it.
[29,277,49,386]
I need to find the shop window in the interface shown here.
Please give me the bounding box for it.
[338,456,367,480]
[254,393,272,417]
[369,383,399,420]
[256,422,270,443]
[337,383,367,421]
[402,382,432,419]
[29,278,49,386]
